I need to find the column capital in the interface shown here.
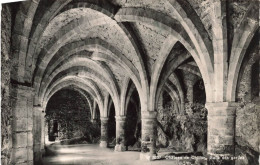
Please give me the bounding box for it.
[11,83,34,91]
[115,116,126,121]
[100,117,109,121]
[141,111,157,119]
[11,83,34,98]
[206,102,238,116]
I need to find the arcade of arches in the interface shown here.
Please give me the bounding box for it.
[1,0,259,164]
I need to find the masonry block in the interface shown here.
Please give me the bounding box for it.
[13,132,27,148]
[206,102,236,156]
[13,147,28,163]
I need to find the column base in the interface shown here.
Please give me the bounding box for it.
[114,144,126,152]
[140,152,157,161]
[99,141,107,148]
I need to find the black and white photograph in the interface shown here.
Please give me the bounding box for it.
[1,0,259,164]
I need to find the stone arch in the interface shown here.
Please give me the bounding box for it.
[124,82,138,116]
[150,35,178,110]
[235,42,259,102]
[226,16,259,101]
[107,97,114,119]
[41,67,119,116]
[29,7,149,103]
[26,0,73,81]
[11,0,39,82]
[163,84,181,112]
[32,38,143,105]
[178,64,202,78]
[38,58,119,108]
[167,0,213,67]
[155,52,191,113]
[120,77,131,116]
[44,81,102,115]
[32,15,113,79]
[73,88,94,119]
[168,73,185,112]
[26,0,118,78]
[43,76,103,108]
[115,7,214,103]
[26,0,116,77]
[23,5,149,115]
[103,93,110,118]
[115,8,213,110]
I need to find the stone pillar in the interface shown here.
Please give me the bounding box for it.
[206,102,236,164]
[41,110,46,156]
[186,82,194,104]
[100,117,108,148]
[44,121,49,145]
[140,111,157,161]
[91,118,99,130]
[114,116,126,151]
[33,106,42,164]
[10,84,34,164]
[91,118,98,124]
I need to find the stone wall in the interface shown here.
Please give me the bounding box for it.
[1,4,12,165]
[10,84,34,164]
[157,91,207,155]
[235,103,259,165]
[46,89,100,143]
[235,55,259,164]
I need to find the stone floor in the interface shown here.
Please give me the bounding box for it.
[42,143,203,165]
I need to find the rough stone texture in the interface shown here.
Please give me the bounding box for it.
[206,102,238,158]
[105,62,126,89]
[186,0,213,40]
[65,23,137,64]
[235,103,259,165]
[182,70,199,104]
[33,106,43,164]
[227,0,251,43]
[157,91,207,155]
[237,50,258,102]
[115,116,126,151]
[2,0,259,164]
[131,22,170,76]
[100,117,109,147]
[10,84,34,164]
[114,0,176,17]
[40,8,106,49]
[235,53,259,164]
[45,89,99,143]
[1,4,12,165]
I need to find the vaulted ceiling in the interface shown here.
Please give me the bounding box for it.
[11,0,259,115]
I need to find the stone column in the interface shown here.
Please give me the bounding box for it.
[100,117,109,148]
[41,110,46,156]
[186,82,194,104]
[10,84,34,164]
[91,118,99,130]
[206,102,236,164]
[115,116,126,151]
[44,121,49,145]
[91,118,98,124]
[33,106,43,164]
[140,111,157,161]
